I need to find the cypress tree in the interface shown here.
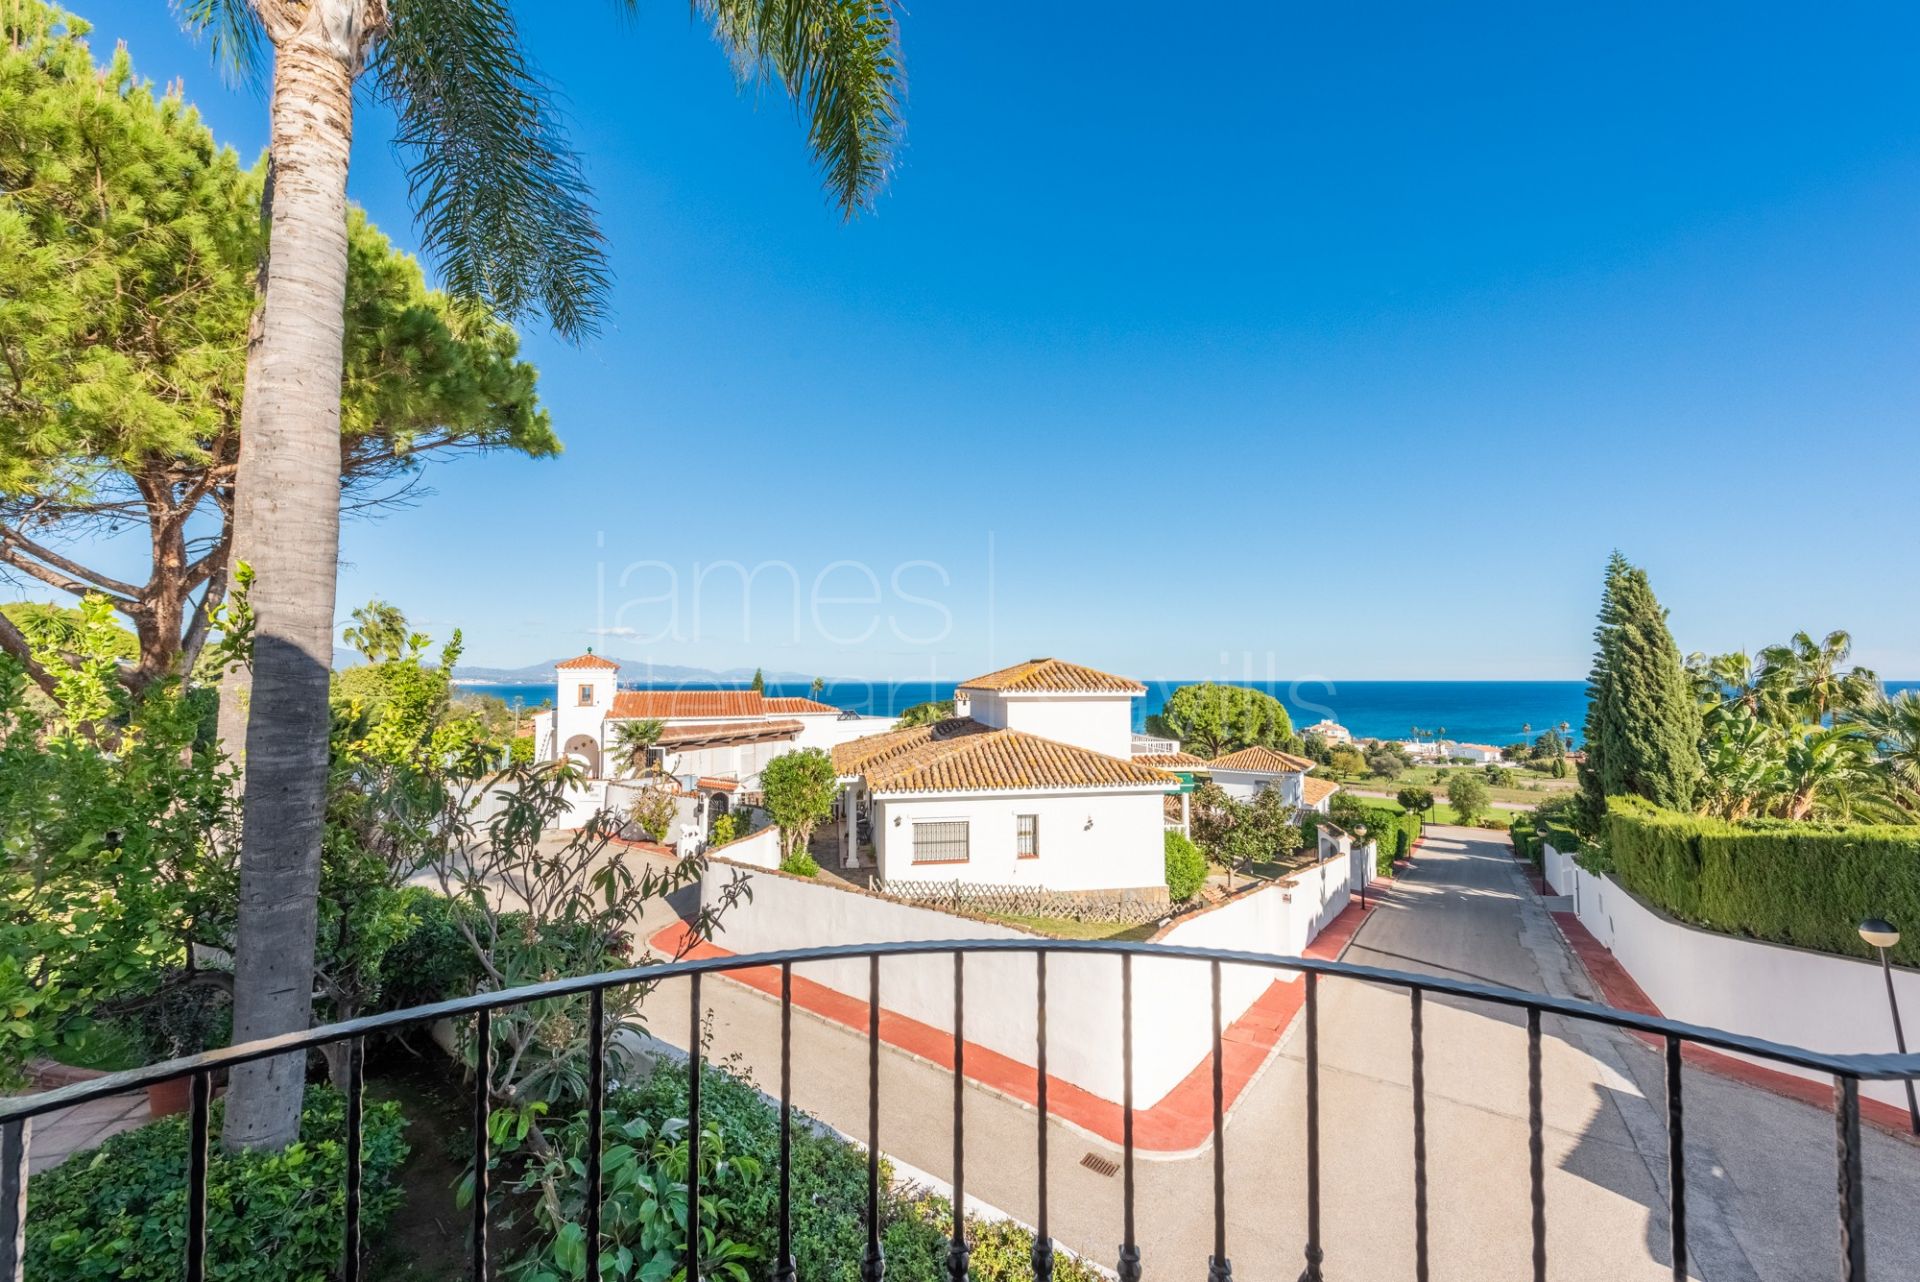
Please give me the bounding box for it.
[1577,554,1703,833]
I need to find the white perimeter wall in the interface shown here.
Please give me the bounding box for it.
[1543,843,1920,1112]
[700,848,1353,1111]
[872,790,1166,891]
[964,691,1134,759]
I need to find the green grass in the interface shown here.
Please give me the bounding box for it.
[48,1020,147,1072]
[985,913,1162,941]
[1328,762,1573,808]
[1336,795,1511,830]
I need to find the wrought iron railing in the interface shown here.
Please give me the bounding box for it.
[3,939,1917,1282]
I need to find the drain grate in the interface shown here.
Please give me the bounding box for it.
[1079,1152,1120,1178]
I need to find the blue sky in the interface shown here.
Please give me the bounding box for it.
[63,2,1920,680]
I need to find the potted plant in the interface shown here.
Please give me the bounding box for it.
[130,975,232,1117]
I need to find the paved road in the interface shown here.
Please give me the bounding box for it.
[645,828,1920,1280]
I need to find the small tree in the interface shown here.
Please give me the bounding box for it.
[1366,748,1403,779]
[762,749,840,862]
[628,786,679,844]
[1396,786,1435,818]
[341,600,418,664]
[1327,746,1368,778]
[1446,772,1489,825]
[612,719,666,775]
[750,667,767,694]
[1164,831,1206,902]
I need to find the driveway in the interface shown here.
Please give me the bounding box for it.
[643,827,1920,1280]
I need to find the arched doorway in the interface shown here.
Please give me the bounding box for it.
[562,734,603,778]
[706,790,731,837]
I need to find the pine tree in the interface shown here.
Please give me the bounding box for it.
[1577,554,1703,832]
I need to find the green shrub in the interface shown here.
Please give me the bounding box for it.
[509,735,535,765]
[25,1087,407,1282]
[1606,797,1920,965]
[1510,815,1539,864]
[1164,832,1206,901]
[377,886,482,1012]
[779,851,820,877]
[525,1062,1103,1282]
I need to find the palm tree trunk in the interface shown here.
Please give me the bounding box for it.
[221,19,358,1154]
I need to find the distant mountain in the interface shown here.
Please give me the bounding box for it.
[452,658,819,685]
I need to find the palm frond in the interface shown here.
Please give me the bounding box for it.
[171,0,266,88]
[689,0,903,216]
[375,0,610,341]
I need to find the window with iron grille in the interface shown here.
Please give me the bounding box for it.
[912,820,970,864]
[1016,814,1039,859]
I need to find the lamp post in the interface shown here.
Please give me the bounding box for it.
[1858,917,1920,1134]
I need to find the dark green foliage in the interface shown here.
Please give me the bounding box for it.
[529,1062,1104,1282]
[1578,554,1704,834]
[24,1087,407,1281]
[1164,831,1207,901]
[375,886,484,1013]
[1445,772,1489,824]
[1314,797,1422,871]
[1605,798,1920,965]
[1509,815,1539,865]
[896,699,955,728]
[1395,786,1435,816]
[1145,683,1296,758]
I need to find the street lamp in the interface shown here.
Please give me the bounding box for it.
[1858,917,1920,1135]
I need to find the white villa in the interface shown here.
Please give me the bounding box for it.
[530,652,896,809]
[1208,744,1340,813]
[829,659,1178,901]
[1302,718,1354,745]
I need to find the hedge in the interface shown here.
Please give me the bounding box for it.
[1310,800,1422,875]
[1509,815,1539,864]
[25,1087,406,1282]
[1605,796,1920,966]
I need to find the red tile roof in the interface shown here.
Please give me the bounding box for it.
[957,658,1146,695]
[656,719,804,749]
[609,690,842,720]
[1300,776,1341,805]
[1134,751,1211,769]
[556,653,619,670]
[763,696,840,715]
[696,776,740,792]
[833,718,1176,796]
[1210,745,1316,774]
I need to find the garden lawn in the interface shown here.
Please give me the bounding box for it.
[1324,764,1574,808]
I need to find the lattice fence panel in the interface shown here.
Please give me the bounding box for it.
[874,880,1168,924]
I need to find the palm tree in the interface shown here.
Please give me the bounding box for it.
[1774,724,1877,822]
[1846,690,1920,812]
[612,718,667,776]
[181,0,902,1152]
[1760,630,1879,725]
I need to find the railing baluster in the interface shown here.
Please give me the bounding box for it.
[863,955,885,1282]
[776,963,796,1282]
[1664,1034,1686,1282]
[947,955,969,1282]
[688,972,703,1282]
[1033,952,1054,1282]
[1836,1075,1867,1282]
[1410,990,1429,1282]
[586,988,605,1282]
[186,1072,210,1282]
[0,1117,28,1282]
[345,1038,365,1282]
[1300,971,1323,1282]
[1209,960,1232,1282]
[1527,1007,1546,1282]
[473,1007,491,1282]
[1116,953,1140,1282]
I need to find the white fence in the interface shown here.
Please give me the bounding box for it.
[698,848,1353,1114]
[1543,842,1920,1113]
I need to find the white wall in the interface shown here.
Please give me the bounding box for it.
[1211,768,1304,807]
[553,670,615,765]
[964,691,1134,759]
[791,714,901,753]
[467,774,608,830]
[1543,843,1920,1112]
[698,848,1354,1110]
[713,824,781,869]
[872,789,1167,892]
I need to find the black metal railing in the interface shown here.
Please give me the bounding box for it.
[3,938,1917,1282]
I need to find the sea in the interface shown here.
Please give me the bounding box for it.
[458,678,1601,747]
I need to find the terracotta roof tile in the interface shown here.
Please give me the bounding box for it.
[556,653,620,670]
[834,718,1176,796]
[611,690,766,719]
[763,696,840,715]
[1210,745,1317,774]
[1134,751,1211,769]
[956,657,1146,695]
[1300,776,1340,805]
[656,719,803,748]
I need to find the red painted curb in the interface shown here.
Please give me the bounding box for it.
[654,898,1378,1153]
[1549,910,1918,1140]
